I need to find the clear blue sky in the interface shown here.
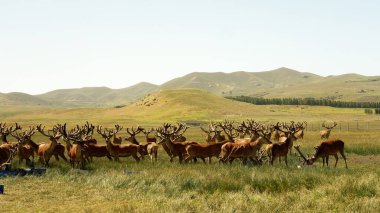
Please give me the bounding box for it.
[1,0,379,94]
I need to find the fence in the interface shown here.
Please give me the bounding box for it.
[305,120,380,131]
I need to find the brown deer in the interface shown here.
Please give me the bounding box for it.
[142,128,157,143]
[156,123,199,163]
[35,124,62,167]
[308,139,347,168]
[0,146,16,169]
[97,125,140,162]
[26,137,67,162]
[0,123,21,149]
[184,141,228,164]
[112,134,123,144]
[218,120,239,142]
[57,123,88,169]
[219,126,271,164]
[125,126,158,162]
[266,122,300,166]
[320,121,337,139]
[200,122,226,143]
[10,126,36,166]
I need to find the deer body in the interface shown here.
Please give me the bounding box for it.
[184,141,228,163]
[219,137,268,164]
[310,139,347,168]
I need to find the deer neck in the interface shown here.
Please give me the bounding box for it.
[1,134,7,143]
[131,137,139,145]
[164,138,176,153]
[28,139,39,151]
[47,139,58,154]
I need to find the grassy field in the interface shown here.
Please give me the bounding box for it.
[1,93,380,212]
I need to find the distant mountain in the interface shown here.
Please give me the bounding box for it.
[1,67,379,107]
[36,82,159,107]
[161,67,322,96]
[0,92,49,106]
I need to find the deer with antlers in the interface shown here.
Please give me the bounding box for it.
[0,146,16,170]
[0,123,22,149]
[97,125,140,162]
[310,139,347,168]
[9,126,36,166]
[219,125,272,164]
[56,123,90,169]
[266,122,301,166]
[125,126,158,162]
[218,120,239,142]
[320,121,337,139]
[156,123,199,163]
[34,124,63,167]
[200,122,226,143]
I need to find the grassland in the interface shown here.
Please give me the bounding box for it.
[1,89,380,212]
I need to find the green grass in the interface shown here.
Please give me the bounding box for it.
[1,98,380,212]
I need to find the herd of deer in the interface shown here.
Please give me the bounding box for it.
[0,120,347,170]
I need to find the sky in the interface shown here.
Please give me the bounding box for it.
[1,0,379,95]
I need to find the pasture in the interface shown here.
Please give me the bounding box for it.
[1,103,380,212]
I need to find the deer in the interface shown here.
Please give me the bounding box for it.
[219,125,272,164]
[0,146,16,170]
[57,123,89,169]
[320,121,338,139]
[97,125,140,162]
[308,139,347,168]
[25,136,68,162]
[218,120,239,142]
[184,141,229,164]
[9,126,36,166]
[295,121,307,139]
[155,123,199,163]
[0,123,22,149]
[34,124,62,167]
[142,128,157,143]
[125,126,158,162]
[201,122,227,143]
[266,122,300,166]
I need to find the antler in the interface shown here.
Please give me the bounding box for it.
[36,124,61,138]
[126,125,143,136]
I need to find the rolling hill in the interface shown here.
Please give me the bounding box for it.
[1,67,379,107]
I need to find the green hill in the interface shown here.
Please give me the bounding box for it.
[161,67,322,96]
[1,68,380,107]
[36,82,159,107]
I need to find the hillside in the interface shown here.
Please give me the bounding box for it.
[1,68,380,107]
[161,67,322,96]
[36,82,159,107]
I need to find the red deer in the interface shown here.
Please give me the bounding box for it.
[266,122,301,166]
[156,123,199,163]
[26,138,67,162]
[125,126,158,162]
[308,139,347,168]
[0,123,21,150]
[35,124,62,167]
[97,125,140,162]
[184,141,228,163]
[142,128,157,143]
[10,126,36,166]
[320,121,337,139]
[201,122,226,143]
[112,134,122,144]
[218,120,239,142]
[219,126,271,164]
[57,123,88,169]
[0,146,16,169]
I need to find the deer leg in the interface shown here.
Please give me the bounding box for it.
[334,154,339,168]
[60,153,68,162]
[284,155,288,167]
[326,155,330,167]
[132,154,140,163]
[201,158,206,164]
[322,157,325,167]
[340,150,348,169]
[208,157,212,164]
[54,154,59,161]
[270,156,276,166]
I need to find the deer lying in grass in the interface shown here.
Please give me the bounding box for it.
[125,126,158,162]
[97,125,140,162]
[156,123,199,163]
[35,124,62,167]
[309,139,347,168]
[320,121,337,139]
